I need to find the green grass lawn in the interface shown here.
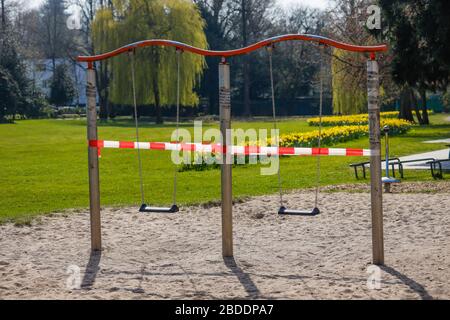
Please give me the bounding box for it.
[1,114,449,223]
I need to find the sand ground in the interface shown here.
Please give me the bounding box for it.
[1,183,449,300]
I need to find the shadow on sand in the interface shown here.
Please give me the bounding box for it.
[224,257,262,299]
[81,250,102,290]
[381,265,433,300]
[77,252,433,300]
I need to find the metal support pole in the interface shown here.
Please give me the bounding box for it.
[384,126,391,193]
[219,59,233,257]
[384,126,390,178]
[367,58,384,265]
[87,64,101,251]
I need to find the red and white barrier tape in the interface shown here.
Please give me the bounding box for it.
[89,140,371,157]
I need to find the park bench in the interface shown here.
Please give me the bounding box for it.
[349,161,370,179]
[427,159,450,179]
[387,158,436,179]
[349,158,401,179]
[428,144,450,179]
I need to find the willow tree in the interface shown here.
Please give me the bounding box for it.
[92,0,207,123]
[331,49,367,115]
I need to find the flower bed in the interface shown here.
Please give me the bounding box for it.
[277,119,412,148]
[307,111,431,127]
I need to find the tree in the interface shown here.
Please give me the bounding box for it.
[380,0,450,124]
[73,0,113,120]
[325,0,390,115]
[37,0,73,72]
[92,0,207,124]
[240,0,251,116]
[50,63,76,107]
[194,0,234,115]
[332,49,367,115]
[13,8,42,60]
[1,0,6,29]
[0,0,55,121]
[0,27,32,119]
[0,66,20,121]
[270,6,326,100]
[0,0,18,31]
[196,1,328,117]
[229,0,274,117]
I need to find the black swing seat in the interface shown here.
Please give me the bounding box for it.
[278,206,320,216]
[139,204,179,213]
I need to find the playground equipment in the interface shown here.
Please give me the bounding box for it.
[78,34,388,265]
[267,45,325,216]
[381,125,400,193]
[129,49,182,213]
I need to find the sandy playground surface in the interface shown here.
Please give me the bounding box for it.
[0,182,449,300]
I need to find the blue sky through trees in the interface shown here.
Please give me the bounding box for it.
[26,0,329,10]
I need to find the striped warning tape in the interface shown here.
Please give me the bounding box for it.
[89,140,371,157]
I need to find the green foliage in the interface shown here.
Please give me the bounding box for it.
[0,66,21,121]
[50,64,76,107]
[380,0,450,91]
[0,34,29,92]
[92,0,207,108]
[1,29,52,120]
[443,91,450,112]
[331,49,367,115]
[40,105,57,119]
[179,152,253,172]
[0,31,39,121]
[179,152,221,172]
[33,93,52,116]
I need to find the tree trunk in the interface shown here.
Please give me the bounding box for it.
[51,0,57,81]
[420,87,429,125]
[97,61,110,120]
[398,86,414,122]
[243,57,251,117]
[88,1,112,120]
[208,89,217,115]
[51,57,56,79]
[98,93,108,120]
[1,0,6,30]
[150,49,163,124]
[241,0,251,117]
[105,85,110,118]
[412,90,423,124]
[153,76,163,124]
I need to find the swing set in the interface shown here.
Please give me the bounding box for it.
[78,34,388,264]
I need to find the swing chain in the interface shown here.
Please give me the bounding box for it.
[314,44,325,209]
[267,44,284,208]
[268,43,325,211]
[129,49,146,205]
[130,48,182,209]
[173,48,182,206]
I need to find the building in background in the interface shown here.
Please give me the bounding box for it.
[26,58,94,107]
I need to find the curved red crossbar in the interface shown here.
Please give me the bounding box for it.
[78,34,387,63]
